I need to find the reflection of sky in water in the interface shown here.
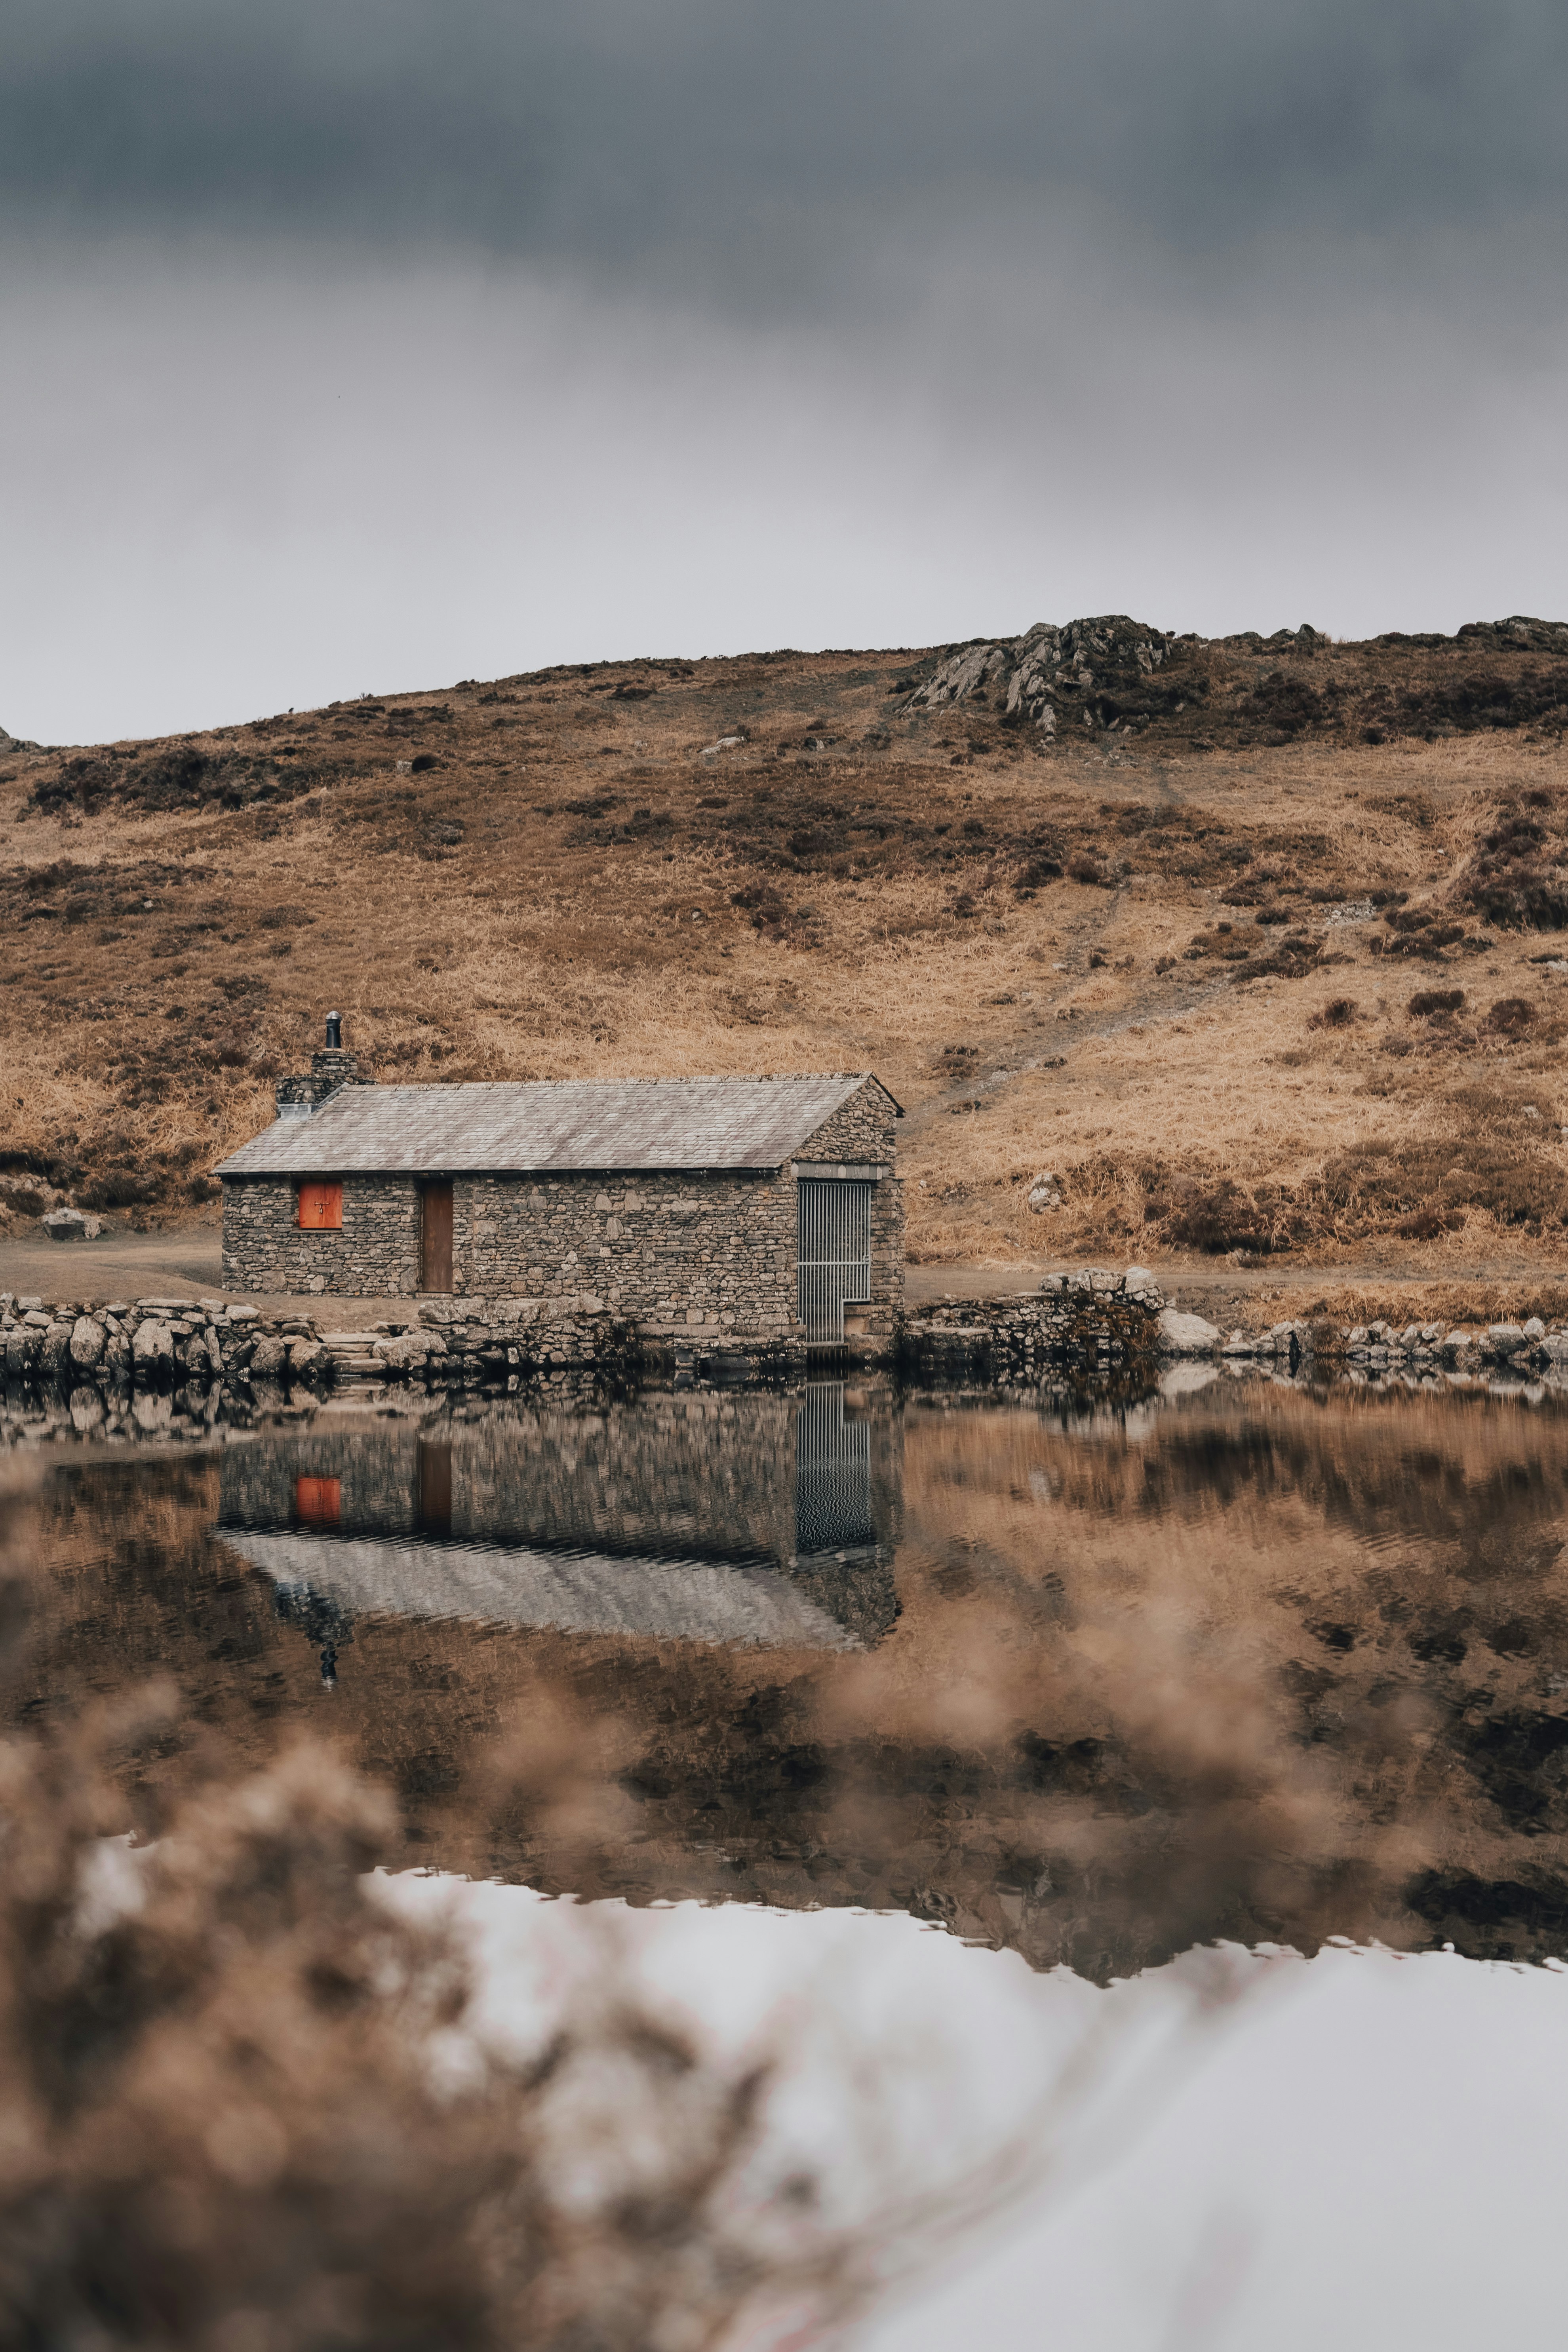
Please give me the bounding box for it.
[386,1874,1568,2352]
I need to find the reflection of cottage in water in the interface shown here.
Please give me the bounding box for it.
[215,1388,901,1665]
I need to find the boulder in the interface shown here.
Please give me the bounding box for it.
[1158,1308,1221,1356]
[69,1315,106,1368]
[69,1386,105,1432]
[131,1319,173,1365]
[1026,1173,1064,1212]
[373,1332,433,1370]
[286,1336,326,1378]
[42,1208,103,1242]
[248,1334,287,1378]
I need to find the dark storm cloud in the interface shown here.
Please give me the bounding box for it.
[5,0,1568,300]
[6,1,1568,741]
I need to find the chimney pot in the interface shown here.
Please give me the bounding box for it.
[325,1011,343,1049]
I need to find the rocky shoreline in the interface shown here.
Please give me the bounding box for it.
[8,1275,1568,1449]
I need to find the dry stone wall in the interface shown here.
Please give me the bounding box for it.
[0,1291,333,1443]
[796,1085,899,1166]
[900,1267,1167,1380]
[0,1286,639,1444]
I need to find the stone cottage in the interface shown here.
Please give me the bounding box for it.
[213,1025,903,1345]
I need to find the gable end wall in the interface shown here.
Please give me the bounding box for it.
[795,1083,898,1167]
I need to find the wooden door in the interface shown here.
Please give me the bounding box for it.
[421,1182,453,1292]
[418,1439,452,1534]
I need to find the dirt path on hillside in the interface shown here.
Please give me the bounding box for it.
[901,873,1241,1134]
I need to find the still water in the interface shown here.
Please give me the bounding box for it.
[12,1374,1568,2343]
[23,1376,1568,1971]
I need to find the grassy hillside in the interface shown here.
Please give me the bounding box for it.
[4,613,1568,1273]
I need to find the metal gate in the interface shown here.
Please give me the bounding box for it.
[794,1383,875,1554]
[797,1178,872,1345]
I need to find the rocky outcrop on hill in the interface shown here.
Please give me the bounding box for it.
[904,615,1186,736]
[900,612,1568,748]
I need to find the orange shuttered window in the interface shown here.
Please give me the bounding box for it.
[295,1475,341,1524]
[297,1180,343,1230]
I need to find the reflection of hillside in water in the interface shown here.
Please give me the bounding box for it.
[217,1385,900,1656]
[15,1383,1568,1979]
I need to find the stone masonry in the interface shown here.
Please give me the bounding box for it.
[901,1267,1167,1381]
[222,1175,419,1298]
[220,1079,904,1346]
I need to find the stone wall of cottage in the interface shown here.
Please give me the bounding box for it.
[863,1174,904,1332]
[222,1175,423,1296]
[461,1168,801,1337]
[220,1073,904,1338]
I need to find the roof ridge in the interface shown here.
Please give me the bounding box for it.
[308,1072,873,1097]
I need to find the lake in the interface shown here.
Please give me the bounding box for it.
[7,1367,1568,2344]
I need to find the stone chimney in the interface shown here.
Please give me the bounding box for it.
[275,1012,366,1120]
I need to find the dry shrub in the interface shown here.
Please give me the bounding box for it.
[1408,990,1465,1019]
[1047,1151,1169,1247]
[1485,995,1536,1035]
[1307,1278,1568,1329]
[1454,800,1568,930]
[1392,1206,1463,1240]
[1315,1133,1564,1235]
[1052,1156,1314,1258]
[0,1473,867,2352]
[1309,997,1360,1029]
[1156,1176,1303,1256]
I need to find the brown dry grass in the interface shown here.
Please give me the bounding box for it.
[4,631,1568,1279]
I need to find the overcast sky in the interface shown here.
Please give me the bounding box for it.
[4,1,1566,740]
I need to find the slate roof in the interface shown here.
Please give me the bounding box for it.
[222,1531,860,1650]
[213,1073,897,1178]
